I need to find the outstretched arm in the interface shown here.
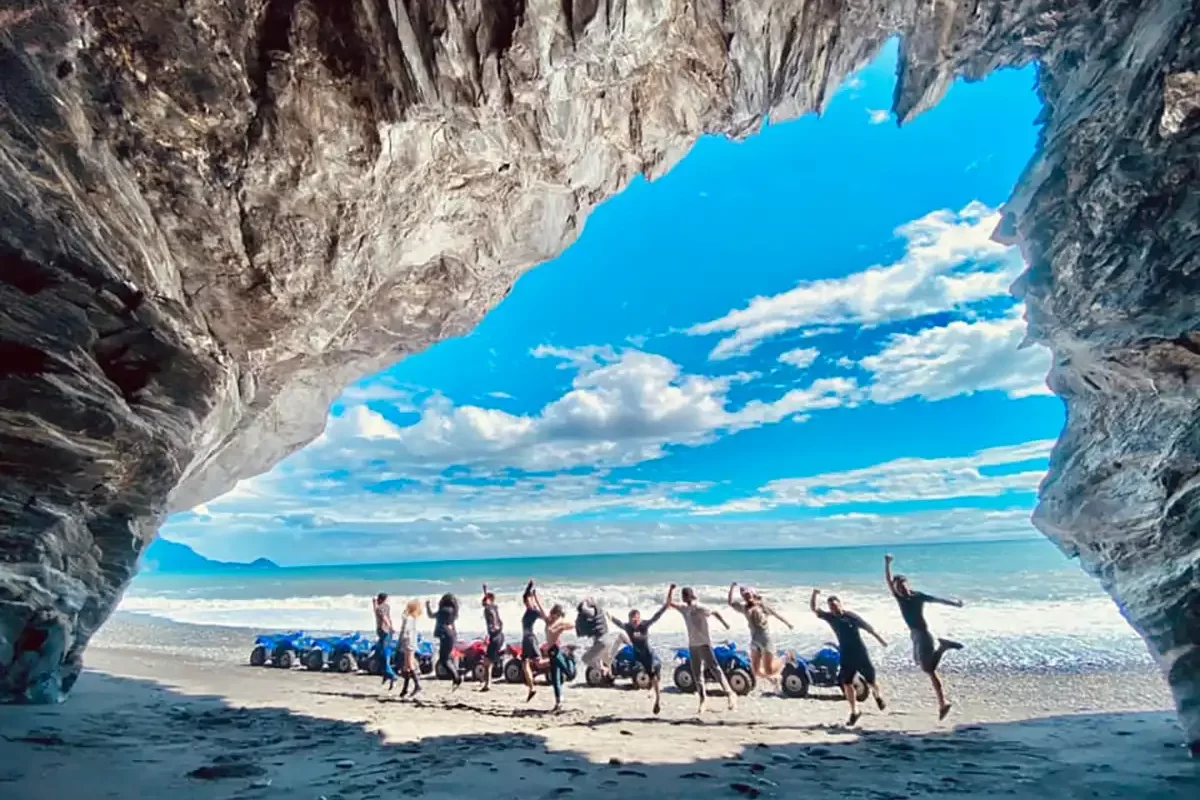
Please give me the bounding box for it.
[856,615,888,648]
[767,605,794,630]
[482,583,489,602]
[711,610,731,630]
[727,582,737,606]
[810,589,821,615]
[645,603,669,628]
[884,554,897,595]
[665,583,680,610]
[924,593,965,608]
[425,600,436,618]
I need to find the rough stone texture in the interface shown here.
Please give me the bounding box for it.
[0,0,1196,743]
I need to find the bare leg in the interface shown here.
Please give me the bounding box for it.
[930,671,951,719]
[523,660,536,702]
[751,649,764,682]
[871,680,887,711]
[652,674,662,716]
[843,682,860,725]
[480,658,492,692]
[761,651,784,686]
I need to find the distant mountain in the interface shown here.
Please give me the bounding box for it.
[141,538,280,573]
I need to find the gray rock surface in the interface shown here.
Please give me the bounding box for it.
[0,0,1196,745]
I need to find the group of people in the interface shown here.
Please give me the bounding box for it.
[369,555,964,723]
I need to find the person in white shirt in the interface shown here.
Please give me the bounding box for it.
[667,584,736,713]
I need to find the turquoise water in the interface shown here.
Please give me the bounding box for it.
[122,539,1150,673]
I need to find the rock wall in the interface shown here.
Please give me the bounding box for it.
[0,0,1196,745]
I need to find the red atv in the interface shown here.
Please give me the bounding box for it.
[502,643,576,684]
[434,638,505,682]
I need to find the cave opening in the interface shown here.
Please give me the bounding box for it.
[132,44,1157,706]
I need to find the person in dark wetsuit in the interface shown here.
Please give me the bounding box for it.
[479,584,504,693]
[886,554,964,720]
[609,600,669,715]
[811,588,888,726]
[426,593,462,690]
[519,580,544,703]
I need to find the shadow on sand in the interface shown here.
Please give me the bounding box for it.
[1,669,1196,799]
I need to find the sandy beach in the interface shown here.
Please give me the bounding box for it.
[1,614,1195,799]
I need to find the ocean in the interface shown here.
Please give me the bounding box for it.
[118,539,1151,675]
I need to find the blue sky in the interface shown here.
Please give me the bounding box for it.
[164,42,1063,565]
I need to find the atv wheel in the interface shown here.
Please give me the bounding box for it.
[726,667,753,696]
[673,664,696,693]
[472,662,489,683]
[336,653,356,674]
[853,676,870,702]
[363,653,381,676]
[249,645,267,667]
[781,664,810,698]
[435,661,454,680]
[632,668,653,691]
[275,649,295,669]
[585,666,605,687]
[304,649,325,671]
[503,659,523,684]
[418,656,434,675]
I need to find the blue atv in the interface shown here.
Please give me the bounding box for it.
[249,632,312,669]
[584,644,660,690]
[780,642,870,701]
[303,633,373,673]
[672,641,755,696]
[363,635,435,676]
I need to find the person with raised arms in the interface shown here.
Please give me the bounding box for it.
[811,588,888,726]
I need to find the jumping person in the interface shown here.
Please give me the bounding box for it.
[577,597,629,683]
[426,593,462,690]
[519,580,543,703]
[811,588,887,726]
[544,603,575,713]
[398,599,423,698]
[885,554,965,720]
[728,582,794,689]
[479,584,504,693]
[667,584,736,713]
[372,592,397,688]
[609,601,669,715]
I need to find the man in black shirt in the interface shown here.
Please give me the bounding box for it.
[479,584,505,693]
[811,588,888,726]
[886,554,964,720]
[609,603,668,715]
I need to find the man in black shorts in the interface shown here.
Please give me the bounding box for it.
[479,584,505,693]
[886,554,964,719]
[609,601,669,715]
[811,588,888,726]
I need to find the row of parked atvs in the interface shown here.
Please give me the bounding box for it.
[248,632,868,700]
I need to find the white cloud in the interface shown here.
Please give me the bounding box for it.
[835,356,855,369]
[486,391,514,400]
[867,109,890,125]
[860,310,1052,403]
[693,440,1052,515]
[264,347,860,479]
[778,347,820,370]
[687,202,1023,360]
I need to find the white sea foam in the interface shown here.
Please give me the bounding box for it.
[118,581,1139,648]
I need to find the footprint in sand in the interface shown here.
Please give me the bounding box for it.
[616,770,647,778]
[518,757,544,767]
[730,783,762,798]
[551,767,586,777]
[680,771,714,779]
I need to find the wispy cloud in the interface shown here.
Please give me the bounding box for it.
[692,440,1052,515]
[686,202,1022,360]
[867,109,890,125]
[860,308,1052,403]
[778,347,820,370]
